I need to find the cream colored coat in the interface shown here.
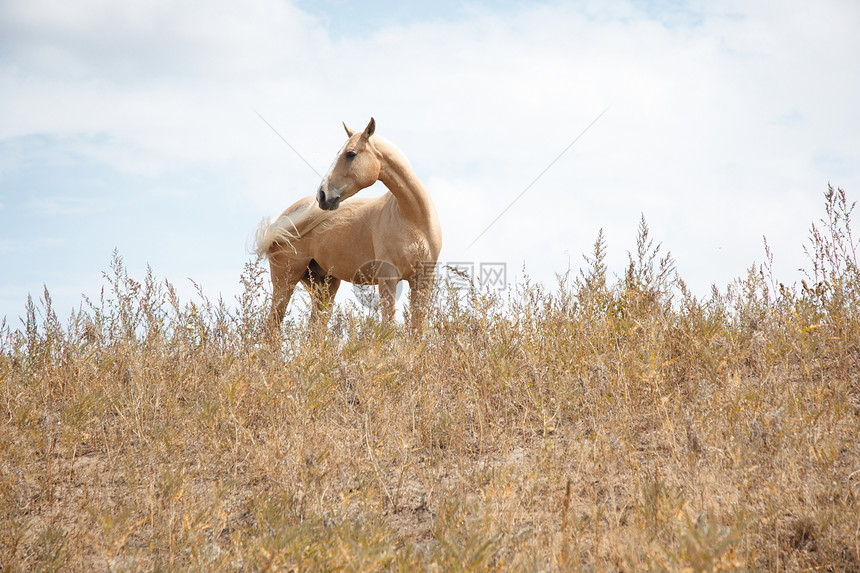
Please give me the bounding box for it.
[256,118,442,328]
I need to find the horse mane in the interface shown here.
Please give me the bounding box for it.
[254,200,328,257]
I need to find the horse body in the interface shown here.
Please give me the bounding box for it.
[256,118,441,328]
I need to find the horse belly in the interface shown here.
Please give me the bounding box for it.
[314,227,429,285]
[310,223,378,283]
[308,198,436,284]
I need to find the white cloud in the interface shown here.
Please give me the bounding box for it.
[1,0,860,322]
[0,0,324,80]
[26,195,109,216]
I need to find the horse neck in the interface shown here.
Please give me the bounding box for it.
[374,138,435,226]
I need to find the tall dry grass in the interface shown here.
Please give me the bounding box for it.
[1,185,859,571]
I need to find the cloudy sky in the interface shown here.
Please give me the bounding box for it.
[1,0,859,324]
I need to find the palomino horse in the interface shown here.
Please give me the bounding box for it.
[255,118,442,329]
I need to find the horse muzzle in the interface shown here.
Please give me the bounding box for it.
[317,187,341,211]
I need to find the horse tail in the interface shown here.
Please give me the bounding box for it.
[254,200,326,258]
[254,215,299,257]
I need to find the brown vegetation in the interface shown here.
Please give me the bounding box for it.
[2,185,859,571]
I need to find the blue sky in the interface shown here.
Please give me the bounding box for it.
[2,0,859,325]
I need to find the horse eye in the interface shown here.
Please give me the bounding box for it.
[345,150,357,159]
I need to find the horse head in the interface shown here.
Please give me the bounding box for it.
[317,117,381,211]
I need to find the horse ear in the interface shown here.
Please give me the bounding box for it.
[343,122,355,137]
[362,117,376,138]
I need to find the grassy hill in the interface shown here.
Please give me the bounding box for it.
[1,186,858,571]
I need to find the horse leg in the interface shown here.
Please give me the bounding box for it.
[319,277,341,325]
[409,263,436,331]
[268,254,307,335]
[303,265,340,326]
[378,278,399,322]
[271,282,293,329]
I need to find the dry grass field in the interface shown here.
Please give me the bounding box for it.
[2,186,859,571]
